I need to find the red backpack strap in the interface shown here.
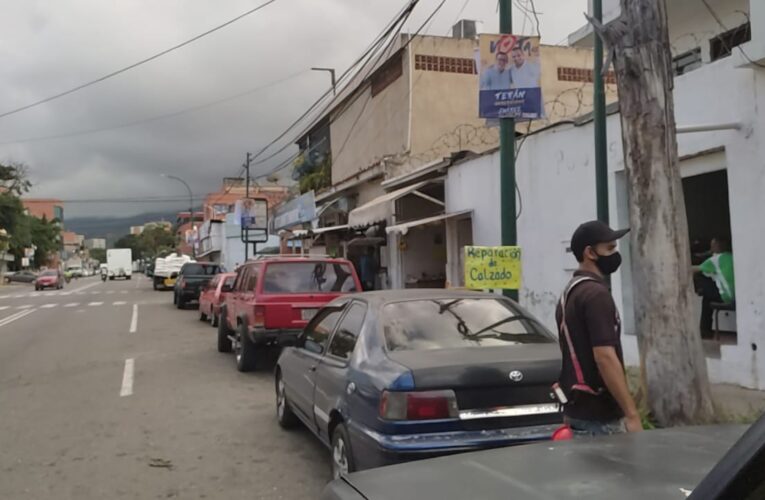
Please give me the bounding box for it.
[559,277,601,396]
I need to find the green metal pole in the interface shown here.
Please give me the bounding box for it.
[499,0,518,301]
[593,0,609,224]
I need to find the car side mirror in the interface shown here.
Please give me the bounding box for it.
[304,339,323,355]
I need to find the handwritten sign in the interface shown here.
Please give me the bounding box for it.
[464,246,521,290]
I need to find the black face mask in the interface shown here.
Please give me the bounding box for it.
[595,251,622,275]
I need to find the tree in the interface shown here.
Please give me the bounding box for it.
[114,234,145,260]
[90,248,106,263]
[592,0,715,425]
[114,226,176,261]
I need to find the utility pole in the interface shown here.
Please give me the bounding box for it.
[499,0,518,301]
[593,0,609,223]
[244,152,251,261]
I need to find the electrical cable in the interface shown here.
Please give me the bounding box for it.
[0,0,281,120]
[700,0,764,68]
[0,70,307,145]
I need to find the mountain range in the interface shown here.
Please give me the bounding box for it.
[65,211,177,243]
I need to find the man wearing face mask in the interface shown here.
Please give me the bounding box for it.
[555,220,642,436]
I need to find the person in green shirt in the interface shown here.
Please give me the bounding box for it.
[693,237,735,338]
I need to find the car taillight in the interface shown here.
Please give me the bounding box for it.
[379,390,459,421]
[253,306,265,328]
[551,425,573,441]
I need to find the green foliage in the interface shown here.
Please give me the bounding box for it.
[298,157,331,194]
[114,226,176,260]
[90,248,106,263]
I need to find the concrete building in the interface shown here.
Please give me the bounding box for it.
[22,199,64,223]
[438,0,764,389]
[84,238,106,250]
[290,23,617,288]
[201,178,289,222]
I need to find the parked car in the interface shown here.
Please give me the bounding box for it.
[4,270,37,284]
[218,255,362,372]
[275,289,564,479]
[35,270,64,290]
[321,414,765,500]
[198,272,236,326]
[173,262,225,309]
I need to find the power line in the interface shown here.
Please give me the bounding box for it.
[0,0,281,120]
[0,71,306,145]
[700,0,764,68]
[248,0,420,167]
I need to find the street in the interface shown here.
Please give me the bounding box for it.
[0,276,329,500]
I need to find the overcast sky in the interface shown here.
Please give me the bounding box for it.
[0,0,587,218]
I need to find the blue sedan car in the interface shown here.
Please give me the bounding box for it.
[275,289,564,479]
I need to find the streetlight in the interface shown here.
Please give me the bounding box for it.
[161,173,195,258]
[311,67,336,95]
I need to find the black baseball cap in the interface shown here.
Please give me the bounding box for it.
[571,220,630,261]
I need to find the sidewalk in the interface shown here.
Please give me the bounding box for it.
[712,383,765,422]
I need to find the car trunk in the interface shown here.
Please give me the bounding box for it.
[256,293,344,330]
[387,344,562,429]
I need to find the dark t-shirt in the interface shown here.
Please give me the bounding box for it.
[556,271,625,421]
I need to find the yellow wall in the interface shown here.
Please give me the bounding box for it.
[328,35,618,183]
[328,50,411,185]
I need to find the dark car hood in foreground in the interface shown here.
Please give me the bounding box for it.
[324,425,747,500]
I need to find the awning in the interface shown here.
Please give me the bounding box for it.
[347,179,443,229]
[386,210,472,236]
[311,224,349,235]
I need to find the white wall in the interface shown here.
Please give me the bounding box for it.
[444,50,765,389]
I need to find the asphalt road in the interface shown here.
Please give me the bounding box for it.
[0,275,330,499]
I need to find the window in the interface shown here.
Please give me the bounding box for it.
[247,268,259,291]
[328,303,366,360]
[371,52,403,97]
[303,308,345,354]
[414,54,476,74]
[208,276,220,289]
[262,262,357,294]
[557,67,617,85]
[223,276,236,290]
[53,205,64,222]
[383,298,555,352]
[710,22,751,62]
[673,48,702,76]
[235,267,250,291]
[181,264,222,276]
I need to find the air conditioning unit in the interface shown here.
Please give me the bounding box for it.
[452,20,477,40]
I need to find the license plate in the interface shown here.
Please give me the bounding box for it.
[164,278,176,287]
[301,309,318,321]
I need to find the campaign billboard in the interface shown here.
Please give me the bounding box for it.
[234,198,269,231]
[478,34,543,120]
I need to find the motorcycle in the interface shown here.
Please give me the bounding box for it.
[101,272,108,282]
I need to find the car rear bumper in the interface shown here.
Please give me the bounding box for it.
[248,327,302,346]
[348,420,560,469]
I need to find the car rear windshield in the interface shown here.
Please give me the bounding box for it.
[262,262,357,294]
[383,298,555,352]
[41,271,57,277]
[182,264,222,275]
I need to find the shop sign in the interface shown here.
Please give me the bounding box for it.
[464,246,521,290]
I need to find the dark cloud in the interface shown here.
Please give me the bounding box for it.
[0,0,584,217]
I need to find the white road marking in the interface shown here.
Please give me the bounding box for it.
[120,358,134,397]
[68,281,101,294]
[76,292,85,296]
[88,301,103,306]
[90,291,100,295]
[40,304,58,309]
[113,301,127,306]
[0,306,8,311]
[0,308,35,327]
[16,304,33,309]
[129,304,138,333]
[106,291,115,295]
[120,291,128,294]
[64,302,79,308]
[0,295,10,299]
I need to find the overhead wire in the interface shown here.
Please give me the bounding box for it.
[0,0,281,120]
[0,70,307,145]
[247,0,421,168]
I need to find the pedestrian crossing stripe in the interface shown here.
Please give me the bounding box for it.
[40,304,58,309]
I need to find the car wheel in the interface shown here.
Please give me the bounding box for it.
[217,310,233,353]
[275,370,299,429]
[177,295,186,309]
[331,423,355,480]
[235,322,257,372]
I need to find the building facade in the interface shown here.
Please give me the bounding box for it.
[441,0,765,389]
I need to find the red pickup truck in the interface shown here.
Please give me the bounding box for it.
[217,256,362,372]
